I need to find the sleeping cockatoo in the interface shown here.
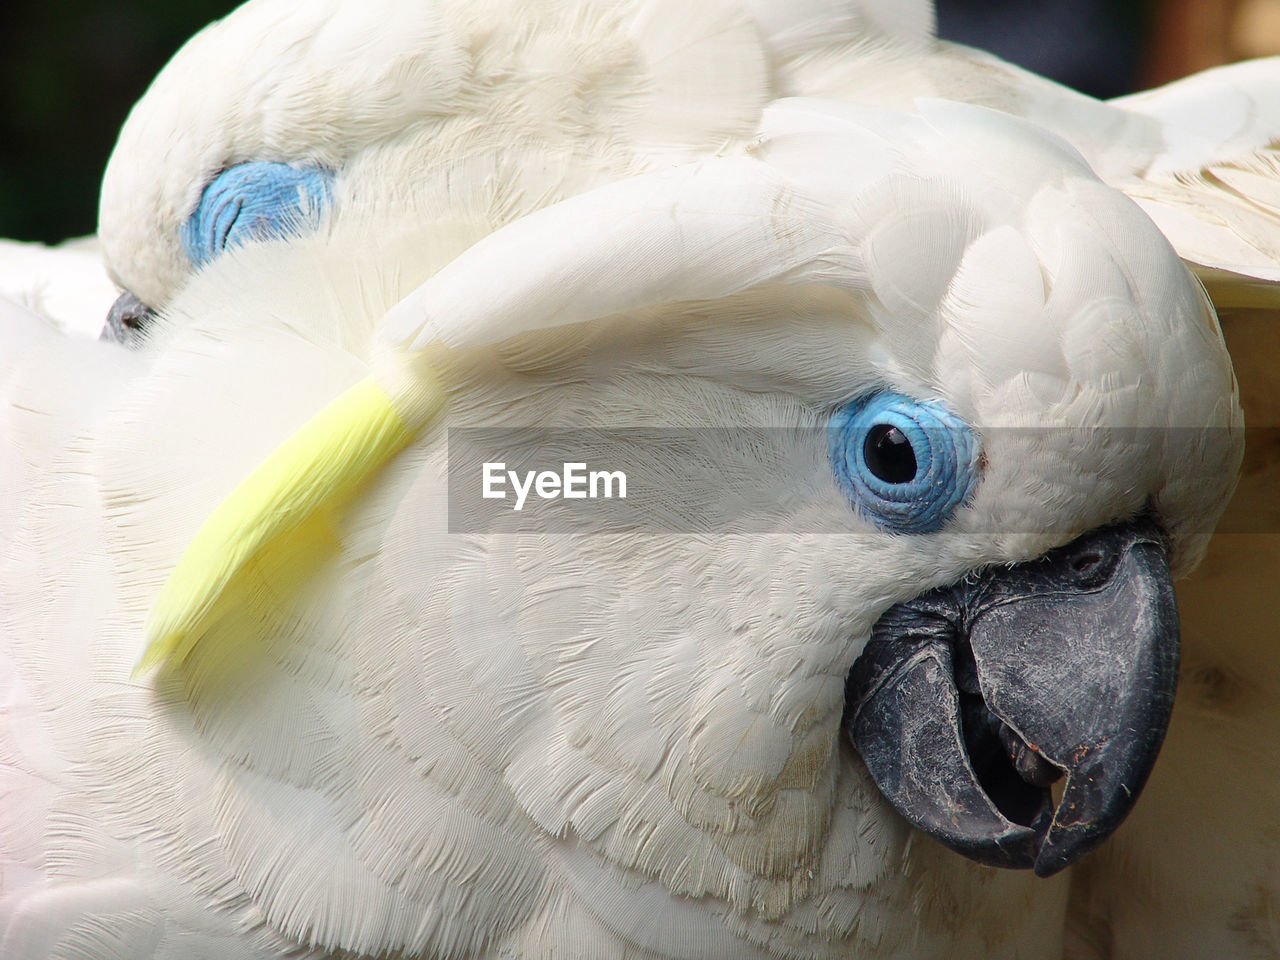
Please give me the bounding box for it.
[94,0,1280,336]
[0,68,1247,960]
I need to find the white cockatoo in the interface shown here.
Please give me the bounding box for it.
[5,0,1279,957]
[97,0,866,337]
[94,0,1280,338]
[0,72,1246,960]
[88,3,1280,956]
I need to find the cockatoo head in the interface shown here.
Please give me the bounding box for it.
[114,96,1239,954]
[95,0,937,341]
[95,0,775,336]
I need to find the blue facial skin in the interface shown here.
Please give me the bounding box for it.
[181,161,333,268]
[828,392,981,534]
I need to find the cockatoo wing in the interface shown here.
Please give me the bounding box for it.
[1103,60,1280,306]
[0,239,118,337]
[0,296,330,960]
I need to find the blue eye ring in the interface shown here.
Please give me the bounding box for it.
[828,392,981,534]
[181,161,334,268]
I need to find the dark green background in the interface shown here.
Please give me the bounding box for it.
[0,0,1147,245]
[0,0,240,244]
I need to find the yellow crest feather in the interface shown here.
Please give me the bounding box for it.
[138,366,444,674]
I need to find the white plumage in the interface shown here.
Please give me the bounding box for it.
[97,0,1280,317]
[4,2,1278,959]
[0,238,118,338]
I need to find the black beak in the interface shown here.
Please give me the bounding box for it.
[102,291,156,346]
[844,518,1178,876]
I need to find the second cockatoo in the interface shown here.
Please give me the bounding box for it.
[97,0,857,336]
[1,89,1242,960]
[94,0,1280,338]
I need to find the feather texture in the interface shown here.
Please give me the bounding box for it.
[8,1,1280,958]
[3,83,1244,959]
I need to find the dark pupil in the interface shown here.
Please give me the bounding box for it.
[864,424,917,483]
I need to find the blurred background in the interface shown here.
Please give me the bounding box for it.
[1,0,1278,245]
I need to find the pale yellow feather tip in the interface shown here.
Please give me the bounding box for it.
[136,362,444,675]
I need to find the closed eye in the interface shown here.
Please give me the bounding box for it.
[181,161,333,268]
